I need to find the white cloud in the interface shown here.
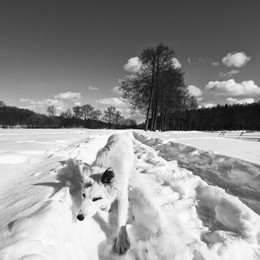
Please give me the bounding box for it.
[43,100,65,113]
[219,69,240,78]
[114,107,130,113]
[19,105,34,110]
[111,86,122,95]
[73,101,82,107]
[226,97,255,105]
[20,97,68,113]
[95,97,126,107]
[88,86,99,91]
[20,98,59,107]
[205,79,260,97]
[222,52,251,67]
[188,85,202,97]
[123,57,141,73]
[187,57,191,64]
[199,103,216,109]
[19,92,86,114]
[172,58,181,69]
[37,99,60,107]
[212,62,219,66]
[20,98,40,106]
[55,91,82,100]
[20,98,32,102]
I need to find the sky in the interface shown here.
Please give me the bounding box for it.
[0,0,260,120]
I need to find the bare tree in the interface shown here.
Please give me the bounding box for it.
[47,105,56,117]
[90,109,102,120]
[140,43,175,131]
[120,43,183,131]
[103,106,117,124]
[115,111,125,125]
[81,104,94,120]
[72,106,83,119]
[60,109,73,119]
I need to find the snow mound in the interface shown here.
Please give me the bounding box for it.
[1,187,106,260]
[0,159,106,260]
[197,185,260,243]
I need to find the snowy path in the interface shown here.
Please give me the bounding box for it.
[0,130,260,259]
[133,132,260,215]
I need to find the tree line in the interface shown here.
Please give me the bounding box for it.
[47,104,137,127]
[134,102,260,131]
[0,102,137,129]
[182,102,260,131]
[1,99,259,130]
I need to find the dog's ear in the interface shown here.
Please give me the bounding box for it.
[101,167,115,185]
[80,162,91,176]
[77,160,91,181]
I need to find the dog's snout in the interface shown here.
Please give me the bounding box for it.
[77,214,85,221]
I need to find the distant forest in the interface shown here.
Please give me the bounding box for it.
[0,101,259,131]
[167,102,260,131]
[0,102,138,129]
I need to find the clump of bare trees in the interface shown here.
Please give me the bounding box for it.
[70,104,126,125]
[72,104,102,121]
[120,43,198,131]
[102,106,125,125]
[45,104,136,128]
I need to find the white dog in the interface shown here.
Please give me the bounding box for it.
[77,133,134,255]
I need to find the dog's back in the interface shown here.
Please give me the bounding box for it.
[93,133,134,184]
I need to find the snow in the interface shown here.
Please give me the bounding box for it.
[134,130,260,165]
[0,129,260,259]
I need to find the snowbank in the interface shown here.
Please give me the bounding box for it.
[197,185,260,243]
[133,131,260,214]
[134,130,260,165]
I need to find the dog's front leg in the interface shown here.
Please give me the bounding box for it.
[113,192,130,255]
[113,225,130,255]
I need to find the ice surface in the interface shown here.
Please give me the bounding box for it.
[0,129,259,259]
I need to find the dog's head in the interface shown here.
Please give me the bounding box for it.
[77,167,116,221]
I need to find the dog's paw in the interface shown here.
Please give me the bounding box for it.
[113,226,130,255]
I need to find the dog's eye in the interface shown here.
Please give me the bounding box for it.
[82,193,86,198]
[92,197,102,202]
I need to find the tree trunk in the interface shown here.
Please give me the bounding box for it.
[151,59,160,131]
[152,93,159,131]
[150,97,156,131]
[163,108,168,131]
[145,87,154,131]
[145,58,156,131]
